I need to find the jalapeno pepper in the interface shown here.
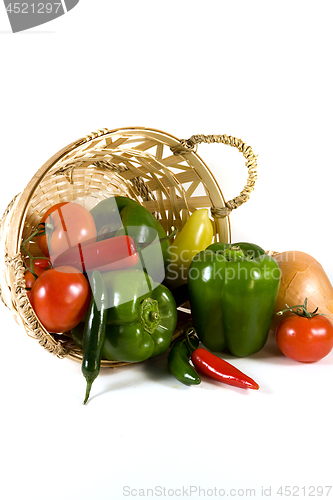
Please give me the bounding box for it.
[168,333,201,386]
[81,270,108,405]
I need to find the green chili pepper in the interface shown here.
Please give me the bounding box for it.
[168,333,200,386]
[102,269,178,363]
[81,270,108,405]
[188,242,281,357]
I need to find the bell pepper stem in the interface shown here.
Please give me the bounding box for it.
[185,327,198,353]
[139,297,161,333]
[222,246,247,261]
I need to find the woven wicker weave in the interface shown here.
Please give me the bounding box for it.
[0,127,257,366]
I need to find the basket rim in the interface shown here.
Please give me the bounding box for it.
[10,126,231,257]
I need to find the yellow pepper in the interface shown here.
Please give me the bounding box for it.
[165,208,213,288]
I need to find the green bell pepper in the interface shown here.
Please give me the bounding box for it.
[188,242,281,357]
[90,195,170,283]
[90,195,137,240]
[116,202,170,283]
[101,269,178,363]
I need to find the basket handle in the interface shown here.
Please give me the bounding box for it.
[171,134,258,218]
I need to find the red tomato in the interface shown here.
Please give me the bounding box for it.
[276,314,333,362]
[36,202,97,261]
[29,266,91,333]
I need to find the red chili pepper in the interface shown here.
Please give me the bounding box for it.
[52,235,139,273]
[191,348,259,390]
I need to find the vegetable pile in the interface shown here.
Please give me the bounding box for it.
[21,196,333,404]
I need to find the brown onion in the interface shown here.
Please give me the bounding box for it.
[271,251,333,331]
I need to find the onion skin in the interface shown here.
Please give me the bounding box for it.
[271,251,333,331]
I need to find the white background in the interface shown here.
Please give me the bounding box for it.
[1,2,333,500]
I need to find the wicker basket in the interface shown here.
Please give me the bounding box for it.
[0,127,258,366]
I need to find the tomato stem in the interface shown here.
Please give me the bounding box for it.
[277,297,325,318]
[20,223,53,276]
[21,223,48,252]
[21,222,47,247]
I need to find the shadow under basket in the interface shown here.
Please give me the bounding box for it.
[0,127,258,367]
